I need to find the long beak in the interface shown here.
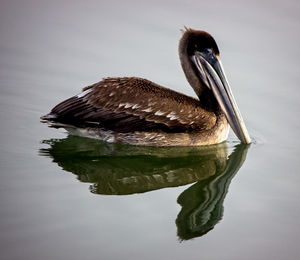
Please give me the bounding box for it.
[193,51,251,144]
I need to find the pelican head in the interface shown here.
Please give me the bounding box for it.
[179,28,251,144]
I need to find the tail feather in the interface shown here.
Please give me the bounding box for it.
[40,113,58,121]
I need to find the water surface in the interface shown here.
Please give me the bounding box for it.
[1,0,300,259]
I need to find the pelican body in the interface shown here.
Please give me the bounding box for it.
[41,28,251,146]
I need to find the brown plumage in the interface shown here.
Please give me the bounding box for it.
[41,28,251,146]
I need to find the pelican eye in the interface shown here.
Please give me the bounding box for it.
[203,48,212,54]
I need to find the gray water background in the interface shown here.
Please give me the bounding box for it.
[0,0,300,259]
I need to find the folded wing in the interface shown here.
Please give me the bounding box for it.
[42,77,216,133]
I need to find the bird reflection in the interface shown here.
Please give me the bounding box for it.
[176,143,247,239]
[40,135,248,239]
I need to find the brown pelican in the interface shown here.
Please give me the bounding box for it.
[41,28,251,146]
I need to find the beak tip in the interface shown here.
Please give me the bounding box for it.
[240,132,251,144]
[243,138,251,145]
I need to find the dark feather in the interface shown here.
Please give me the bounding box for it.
[42,77,217,133]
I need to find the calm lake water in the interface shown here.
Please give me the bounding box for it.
[1,0,300,259]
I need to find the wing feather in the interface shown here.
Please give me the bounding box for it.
[45,77,216,133]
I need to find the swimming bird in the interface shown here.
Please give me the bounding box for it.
[41,28,251,146]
